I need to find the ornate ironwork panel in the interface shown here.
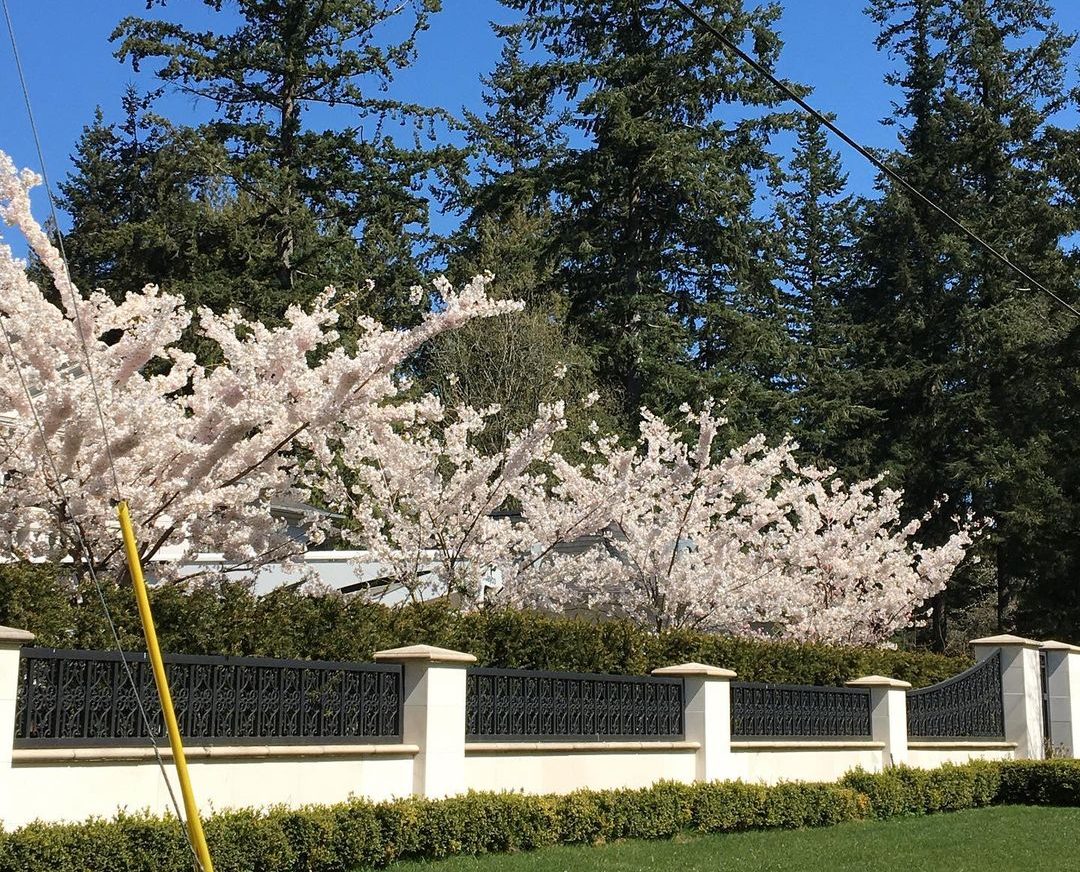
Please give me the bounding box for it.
[730,682,872,739]
[465,667,683,741]
[14,647,402,747]
[906,651,1005,739]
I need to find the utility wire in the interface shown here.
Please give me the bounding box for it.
[1,3,200,866]
[667,0,1080,321]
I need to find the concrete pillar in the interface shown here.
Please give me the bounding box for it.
[1041,640,1080,757]
[373,643,475,798]
[971,634,1045,760]
[845,675,911,768]
[651,662,735,783]
[0,626,34,824]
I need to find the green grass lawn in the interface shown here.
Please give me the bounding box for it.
[390,806,1080,872]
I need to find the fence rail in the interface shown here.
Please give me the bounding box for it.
[906,651,1005,739]
[465,667,684,742]
[14,647,402,747]
[730,682,873,740]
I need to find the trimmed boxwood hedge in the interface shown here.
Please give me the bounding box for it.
[3,761,1079,872]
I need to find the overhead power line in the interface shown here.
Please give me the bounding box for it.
[668,0,1080,321]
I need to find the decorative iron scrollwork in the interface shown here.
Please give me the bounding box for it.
[906,651,1004,738]
[730,682,872,739]
[14,647,402,747]
[465,668,684,741]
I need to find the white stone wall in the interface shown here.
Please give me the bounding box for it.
[729,742,886,783]
[464,743,698,793]
[4,746,416,828]
[3,636,1069,830]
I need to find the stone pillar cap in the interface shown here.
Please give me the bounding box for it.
[651,662,736,679]
[1041,640,1080,654]
[845,675,912,689]
[373,644,476,665]
[0,625,35,645]
[970,633,1043,649]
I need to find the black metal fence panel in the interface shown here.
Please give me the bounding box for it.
[465,667,684,742]
[730,682,872,739]
[14,647,402,747]
[906,651,1005,739]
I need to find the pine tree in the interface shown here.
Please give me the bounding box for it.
[856,0,1080,645]
[55,88,285,321]
[457,1,802,436]
[108,0,452,323]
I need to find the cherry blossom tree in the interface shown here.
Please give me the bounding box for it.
[0,150,520,581]
[326,392,974,644]
[502,404,975,644]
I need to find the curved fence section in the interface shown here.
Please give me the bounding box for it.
[906,651,1004,739]
[14,647,403,747]
[465,667,684,742]
[730,682,872,739]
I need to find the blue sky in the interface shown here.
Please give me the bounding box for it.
[3,1,1080,255]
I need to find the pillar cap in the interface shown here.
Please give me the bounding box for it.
[845,675,912,689]
[970,633,1042,649]
[651,662,736,679]
[373,644,476,665]
[1042,640,1080,653]
[0,625,35,645]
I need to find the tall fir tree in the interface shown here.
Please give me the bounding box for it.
[99,0,452,323]
[457,1,802,437]
[773,118,872,472]
[856,0,1080,646]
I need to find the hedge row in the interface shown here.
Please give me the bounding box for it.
[3,760,1079,872]
[2,564,967,686]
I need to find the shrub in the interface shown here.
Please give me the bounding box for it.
[11,580,967,688]
[998,759,1080,806]
[0,778,878,872]
[841,762,1001,819]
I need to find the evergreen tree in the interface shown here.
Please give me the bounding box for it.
[458,1,802,437]
[55,88,287,321]
[856,0,1080,646]
[105,0,452,323]
[773,118,873,471]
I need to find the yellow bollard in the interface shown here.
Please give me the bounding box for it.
[117,500,214,872]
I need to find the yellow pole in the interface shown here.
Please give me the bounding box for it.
[117,500,214,872]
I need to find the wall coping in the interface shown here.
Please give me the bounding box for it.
[969,633,1042,649]
[12,743,421,764]
[651,662,736,679]
[731,740,886,751]
[907,741,1017,751]
[846,675,912,689]
[465,740,700,754]
[0,625,35,645]
[373,644,476,665]
[1042,640,1080,654]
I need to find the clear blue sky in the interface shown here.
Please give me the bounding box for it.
[3,1,1080,255]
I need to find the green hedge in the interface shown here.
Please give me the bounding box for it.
[2,564,966,687]
[0,781,870,872]
[5,761,1080,872]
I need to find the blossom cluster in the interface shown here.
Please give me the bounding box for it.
[1,150,973,644]
[0,150,518,579]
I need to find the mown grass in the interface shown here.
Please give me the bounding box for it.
[389,805,1080,872]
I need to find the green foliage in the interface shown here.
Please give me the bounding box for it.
[852,0,1080,647]
[0,780,869,872]
[841,763,1002,819]
[4,572,967,687]
[997,760,1080,807]
[456,1,804,434]
[8,761,1080,872]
